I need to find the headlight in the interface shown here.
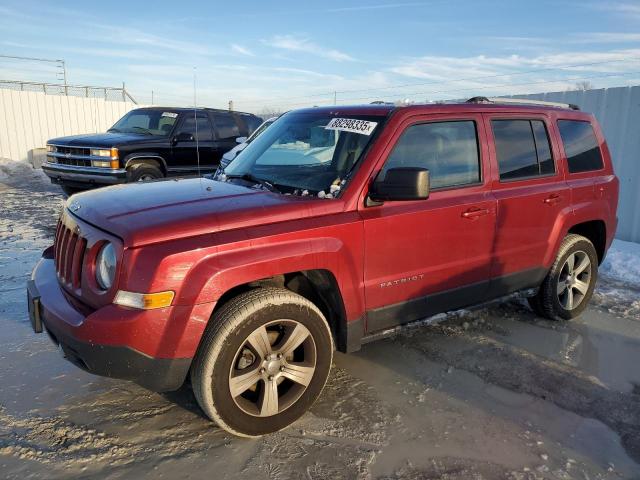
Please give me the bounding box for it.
[90,147,119,168]
[96,242,116,290]
[90,148,112,157]
[46,144,55,153]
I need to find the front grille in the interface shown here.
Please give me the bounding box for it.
[56,146,91,156]
[54,220,87,289]
[55,157,92,167]
[50,146,93,167]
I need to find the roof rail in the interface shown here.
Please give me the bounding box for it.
[466,96,580,110]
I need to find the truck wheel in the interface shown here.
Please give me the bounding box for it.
[127,163,163,182]
[191,287,333,437]
[531,234,598,321]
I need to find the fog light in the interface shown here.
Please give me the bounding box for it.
[114,290,175,310]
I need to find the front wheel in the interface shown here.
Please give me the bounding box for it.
[191,287,333,437]
[530,234,599,320]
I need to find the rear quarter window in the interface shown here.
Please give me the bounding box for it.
[557,120,604,173]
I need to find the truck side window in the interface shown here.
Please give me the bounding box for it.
[557,120,604,173]
[213,113,240,140]
[180,114,213,141]
[380,121,480,189]
[492,119,555,181]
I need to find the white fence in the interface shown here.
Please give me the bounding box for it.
[506,86,640,243]
[0,89,138,162]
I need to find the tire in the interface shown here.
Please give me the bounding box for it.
[127,163,163,182]
[191,287,333,437]
[531,234,599,321]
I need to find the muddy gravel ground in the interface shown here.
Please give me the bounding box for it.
[1,163,639,480]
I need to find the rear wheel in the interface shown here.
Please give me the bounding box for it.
[530,234,598,320]
[191,287,333,437]
[127,163,163,182]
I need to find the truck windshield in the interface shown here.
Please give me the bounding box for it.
[222,111,385,197]
[108,110,178,136]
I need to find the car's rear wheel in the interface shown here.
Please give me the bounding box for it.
[191,287,333,437]
[530,234,598,320]
[127,163,163,182]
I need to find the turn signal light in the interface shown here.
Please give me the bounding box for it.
[114,290,175,310]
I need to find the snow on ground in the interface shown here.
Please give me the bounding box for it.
[601,239,640,288]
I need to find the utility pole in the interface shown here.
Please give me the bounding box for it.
[228,100,234,111]
[334,91,337,105]
[151,90,154,105]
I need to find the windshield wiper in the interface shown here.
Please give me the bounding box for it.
[226,173,281,193]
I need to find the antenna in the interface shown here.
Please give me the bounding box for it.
[193,66,201,183]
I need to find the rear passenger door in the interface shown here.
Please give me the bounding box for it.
[485,114,569,293]
[212,112,242,164]
[361,114,497,332]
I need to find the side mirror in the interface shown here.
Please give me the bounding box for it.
[369,167,430,202]
[235,136,248,144]
[173,132,194,144]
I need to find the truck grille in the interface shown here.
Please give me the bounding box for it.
[50,146,93,167]
[54,220,87,289]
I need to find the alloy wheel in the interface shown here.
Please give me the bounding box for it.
[228,320,317,417]
[557,250,592,310]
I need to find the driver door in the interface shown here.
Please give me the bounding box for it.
[360,114,497,332]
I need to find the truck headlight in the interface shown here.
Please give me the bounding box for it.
[96,242,116,290]
[91,147,119,168]
[46,144,55,153]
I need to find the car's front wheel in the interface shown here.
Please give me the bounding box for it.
[191,287,333,437]
[529,234,599,320]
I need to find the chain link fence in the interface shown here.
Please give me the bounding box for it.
[0,80,137,103]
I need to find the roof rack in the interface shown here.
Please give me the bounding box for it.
[466,96,580,110]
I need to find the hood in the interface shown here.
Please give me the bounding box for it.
[48,132,157,148]
[67,177,333,247]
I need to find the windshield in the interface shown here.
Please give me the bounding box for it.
[109,109,178,136]
[221,111,385,197]
[247,118,276,143]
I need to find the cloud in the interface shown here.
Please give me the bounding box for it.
[262,35,355,62]
[571,32,640,43]
[231,44,254,56]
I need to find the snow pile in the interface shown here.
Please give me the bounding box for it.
[601,239,640,288]
[0,159,33,179]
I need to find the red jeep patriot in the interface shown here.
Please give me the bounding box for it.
[28,98,619,437]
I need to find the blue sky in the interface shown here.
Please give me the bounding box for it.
[1,0,639,113]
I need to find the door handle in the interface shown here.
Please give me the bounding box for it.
[543,194,562,205]
[461,208,490,219]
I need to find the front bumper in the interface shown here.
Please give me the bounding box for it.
[42,162,127,187]
[27,256,207,392]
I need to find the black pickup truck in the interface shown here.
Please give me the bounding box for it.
[43,107,262,195]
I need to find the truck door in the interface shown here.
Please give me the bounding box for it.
[171,112,216,174]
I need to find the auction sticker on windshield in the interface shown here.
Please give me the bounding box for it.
[161,112,178,118]
[325,118,378,136]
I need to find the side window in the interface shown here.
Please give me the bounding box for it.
[557,120,604,173]
[214,113,240,140]
[492,119,555,181]
[380,120,481,189]
[179,114,213,141]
